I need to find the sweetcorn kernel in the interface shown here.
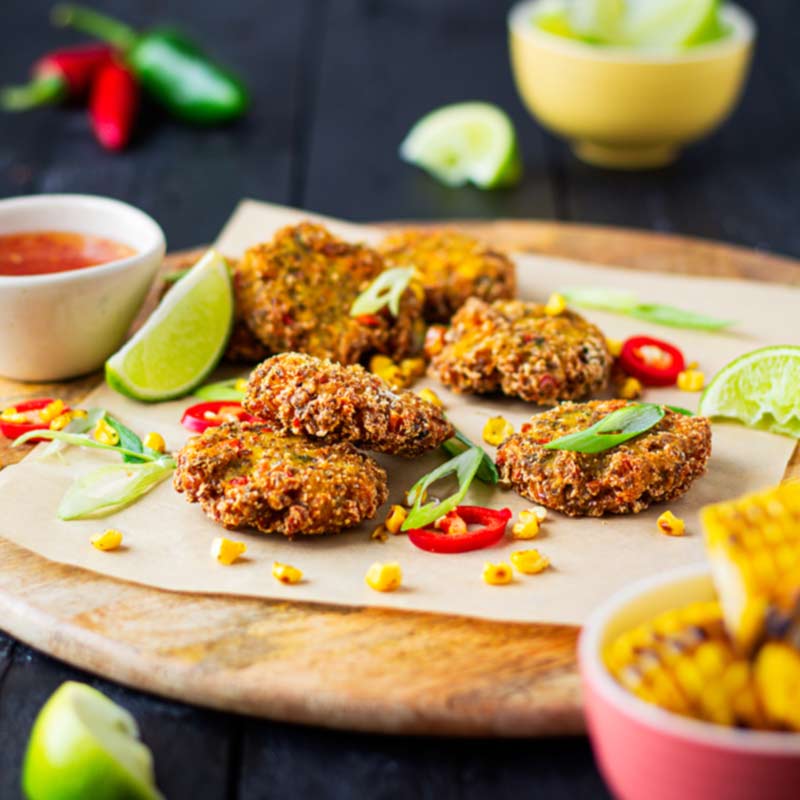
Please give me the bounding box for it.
[371,524,389,542]
[619,376,643,400]
[512,509,540,540]
[405,487,427,507]
[39,399,66,423]
[657,510,685,537]
[234,378,248,393]
[482,562,513,585]
[71,408,88,419]
[91,529,123,552]
[544,292,567,316]
[272,561,303,584]
[606,338,623,357]
[384,505,408,534]
[677,369,705,392]
[365,562,402,592]
[378,365,408,390]
[93,418,120,446]
[416,388,443,408]
[510,549,551,575]
[1,407,25,423]
[369,354,395,374]
[211,536,247,565]
[49,412,73,431]
[143,432,166,453]
[483,416,514,446]
[400,357,426,379]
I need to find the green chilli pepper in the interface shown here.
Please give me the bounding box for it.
[52,5,249,124]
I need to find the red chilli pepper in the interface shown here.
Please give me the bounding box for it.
[407,506,512,554]
[0,398,70,441]
[619,335,685,387]
[181,401,258,434]
[1,44,113,111]
[89,60,139,151]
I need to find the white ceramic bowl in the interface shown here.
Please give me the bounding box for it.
[0,195,165,381]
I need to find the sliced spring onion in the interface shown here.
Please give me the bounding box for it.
[350,267,414,318]
[544,403,665,454]
[38,408,105,460]
[666,404,694,416]
[106,414,153,464]
[193,378,246,402]
[401,446,483,531]
[440,430,498,484]
[13,429,161,462]
[58,458,176,520]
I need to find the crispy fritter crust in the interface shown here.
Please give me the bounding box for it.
[233,222,424,364]
[173,421,388,536]
[244,352,455,457]
[225,317,271,363]
[379,229,516,322]
[429,298,611,404]
[496,400,712,517]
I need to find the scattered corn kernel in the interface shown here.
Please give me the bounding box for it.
[371,524,389,542]
[378,364,408,390]
[91,529,123,552]
[272,561,303,585]
[677,369,705,392]
[234,377,248,393]
[510,549,551,575]
[71,408,88,419]
[49,412,73,431]
[544,292,567,316]
[483,416,514,446]
[1,407,25,423]
[531,506,548,523]
[657,510,685,537]
[416,388,443,408]
[482,562,513,585]
[369,354,395,374]
[143,432,166,453]
[39,399,66,424]
[400,357,426,379]
[93,417,120,446]
[210,536,247,565]
[606,338,623,357]
[384,504,408,534]
[512,509,540,540]
[619,376,643,400]
[365,561,402,592]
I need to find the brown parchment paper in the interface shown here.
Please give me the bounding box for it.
[0,200,797,625]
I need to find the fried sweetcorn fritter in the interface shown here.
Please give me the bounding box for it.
[233,222,424,364]
[378,229,517,322]
[244,352,455,458]
[429,298,611,405]
[496,400,712,517]
[173,421,388,536]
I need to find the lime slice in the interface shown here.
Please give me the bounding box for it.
[106,249,233,402]
[400,102,522,189]
[535,9,581,39]
[569,0,625,42]
[22,682,162,800]
[618,0,722,49]
[698,345,800,439]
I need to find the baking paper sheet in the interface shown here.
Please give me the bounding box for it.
[0,200,796,625]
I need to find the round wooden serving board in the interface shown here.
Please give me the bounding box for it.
[0,221,797,738]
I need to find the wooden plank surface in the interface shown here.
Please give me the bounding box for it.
[0,220,797,737]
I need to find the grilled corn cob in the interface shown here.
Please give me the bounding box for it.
[754,642,800,731]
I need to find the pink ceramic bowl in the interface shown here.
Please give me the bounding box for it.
[579,564,800,800]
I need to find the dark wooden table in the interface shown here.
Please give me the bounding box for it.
[1,1,797,798]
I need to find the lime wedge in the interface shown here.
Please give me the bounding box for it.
[569,0,625,42]
[698,346,800,439]
[22,682,162,800]
[536,9,581,39]
[400,102,522,189]
[106,249,233,402]
[618,0,722,49]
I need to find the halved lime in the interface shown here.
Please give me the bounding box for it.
[400,102,522,189]
[106,249,233,402]
[22,682,162,800]
[617,0,722,49]
[698,345,800,438]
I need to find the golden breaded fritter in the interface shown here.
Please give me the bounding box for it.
[244,352,455,458]
[233,222,424,364]
[379,229,516,322]
[429,298,611,404]
[496,400,712,517]
[173,421,388,536]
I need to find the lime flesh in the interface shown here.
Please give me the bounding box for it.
[106,249,233,402]
[618,0,722,49]
[22,682,162,800]
[698,345,800,439]
[400,102,522,189]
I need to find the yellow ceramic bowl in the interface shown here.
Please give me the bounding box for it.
[508,0,755,169]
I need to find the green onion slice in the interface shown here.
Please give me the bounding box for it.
[350,267,414,318]
[401,446,483,531]
[544,403,666,454]
[193,378,246,402]
[38,408,105,460]
[13,429,161,462]
[440,430,498,484]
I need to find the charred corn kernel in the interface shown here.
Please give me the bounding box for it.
[370,524,389,542]
[482,562,513,585]
[483,416,514,446]
[39,399,66,423]
[416,388,443,408]
[143,432,166,453]
[512,509,540,540]
[755,642,800,731]
[365,561,402,592]
[657,510,685,537]
[369,354,395,374]
[71,408,88,419]
[1,407,26,423]
[544,292,567,316]
[49,412,73,431]
[210,536,247,566]
[93,418,120,446]
[606,338,623,357]
[677,369,705,392]
[272,561,303,585]
[384,505,408,534]
[619,376,643,400]
[234,377,248,393]
[91,529,123,552]
[702,480,800,654]
[510,549,550,575]
[400,357,426,379]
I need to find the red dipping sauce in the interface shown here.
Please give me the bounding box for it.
[0,231,136,277]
